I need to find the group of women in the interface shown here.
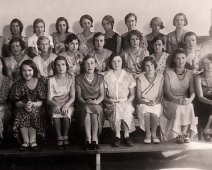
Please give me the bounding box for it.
[0,12,211,151]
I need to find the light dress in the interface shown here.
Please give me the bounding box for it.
[137,72,163,131]
[48,74,74,120]
[104,69,136,132]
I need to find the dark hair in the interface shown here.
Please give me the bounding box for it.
[80,54,96,74]
[173,13,188,26]
[9,37,25,52]
[93,32,105,46]
[20,60,38,78]
[79,14,93,28]
[55,17,69,33]
[150,17,165,29]
[127,30,143,46]
[152,35,166,45]
[33,18,45,33]
[170,48,186,68]
[124,13,137,24]
[53,56,69,74]
[102,15,115,29]
[108,52,125,69]
[141,56,157,72]
[184,31,197,41]
[64,33,80,51]
[10,18,24,35]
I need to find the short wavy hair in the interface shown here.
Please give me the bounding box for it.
[79,14,93,28]
[10,18,24,35]
[20,60,38,78]
[173,13,188,26]
[108,52,126,69]
[170,48,187,68]
[102,15,115,29]
[9,37,25,52]
[64,33,80,51]
[53,55,69,75]
[92,32,105,46]
[33,18,45,33]
[127,30,143,46]
[124,13,137,24]
[55,17,69,33]
[141,56,157,72]
[150,17,165,29]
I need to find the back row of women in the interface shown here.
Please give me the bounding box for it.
[0,12,212,151]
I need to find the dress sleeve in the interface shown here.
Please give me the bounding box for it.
[8,81,25,102]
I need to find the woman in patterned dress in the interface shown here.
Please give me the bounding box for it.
[8,60,47,151]
[104,53,135,147]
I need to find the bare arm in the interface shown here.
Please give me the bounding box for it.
[136,78,150,104]
[63,78,75,107]
[93,82,105,104]
[76,83,86,104]
[154,78,164,104]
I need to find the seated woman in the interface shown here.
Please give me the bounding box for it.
[121,30,149,78]
[150,36,169,73]
[4,38,30,82]
[8,60,47,151]
[163,48,197,143]
[52,17,71,54]
[104,53,135,147]
[47,56,75,149]
[146,17,167,55]
[136,57,164,144]
[195,54,212,141]
[76,55,104,150]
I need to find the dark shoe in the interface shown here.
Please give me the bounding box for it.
[204,134,211,142]
[183,134,190,143]
[90,141,99,150]
[57,137,63,149]
[125,137,133,147]
[63,136,70,149]
[112,137,120,147]
[83,141,91,150]
[176,135,184,144]
[20,142,29,151]
[30,142,39,151]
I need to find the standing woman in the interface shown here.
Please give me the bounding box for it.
[52,17,71,55]
[122,30,149,78]
[163,48,197,143]
[47,56,75,149]
[146,17,167,55]
[195,54,212,141]
[76,55,104,150]
[77,14,95,56]
[8,60,47,150]
[104,53,135,147]
[136,57,164,144]
[102,15,121,53]
[166,13,188,55]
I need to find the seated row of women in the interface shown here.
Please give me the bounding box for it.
[0,47,212,151]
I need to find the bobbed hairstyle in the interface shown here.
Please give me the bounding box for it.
[9,37,25,52]
[55,17,69,33]
[79,14,93,28]
[152,35,166,45]
[80,54,96,74]
[173,13,188,26]
[10,18,24,35]
[93,32,105,46]
[64,33,80,51]
[37,36,51,51]
[170,48,186,68]
[53,55,69,75]
[141,56,157,72]
[184,31,197,41]
[108,52,126,69]
[102,15,115,29]
[150,17,165,29]
[20,60,38,78]
[33,18,45,33]
[124,13,137,24]
[127,30,143,46]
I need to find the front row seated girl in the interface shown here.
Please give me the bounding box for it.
[47,56,75,149]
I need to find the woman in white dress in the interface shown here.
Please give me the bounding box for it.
[136,56,164,144]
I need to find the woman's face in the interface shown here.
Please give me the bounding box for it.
[102,19,112,32]
[35,22,45,36]
[126,16,136,30]
[84,58,96,73]
[11,41,22,56]
[151,21,160,33]
[58,20,67,34]
[67,39,79,53]
[174,53,187,68]
[39,39,50,52]
[144,61,155,74]
[130,34,140,48]
[174,15,185,28]
[56,60,67,74]
[94,35,105,50]
[185,35,197,49]
[11,22,21,35]
[22,65,34,81]
[203,58,212,72]
[81,18,92,31]
[153,40,163,53]
[112,56,122,71]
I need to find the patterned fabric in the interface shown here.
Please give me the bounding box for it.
[150,52,169,73]
[104,70,136,132]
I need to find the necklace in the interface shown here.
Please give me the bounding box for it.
[175,68,185,75]
[85,74,94,82]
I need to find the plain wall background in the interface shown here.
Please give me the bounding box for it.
[0,0,211,37]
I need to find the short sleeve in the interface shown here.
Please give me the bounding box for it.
[8,81,25,102]
[97,74,104,85]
